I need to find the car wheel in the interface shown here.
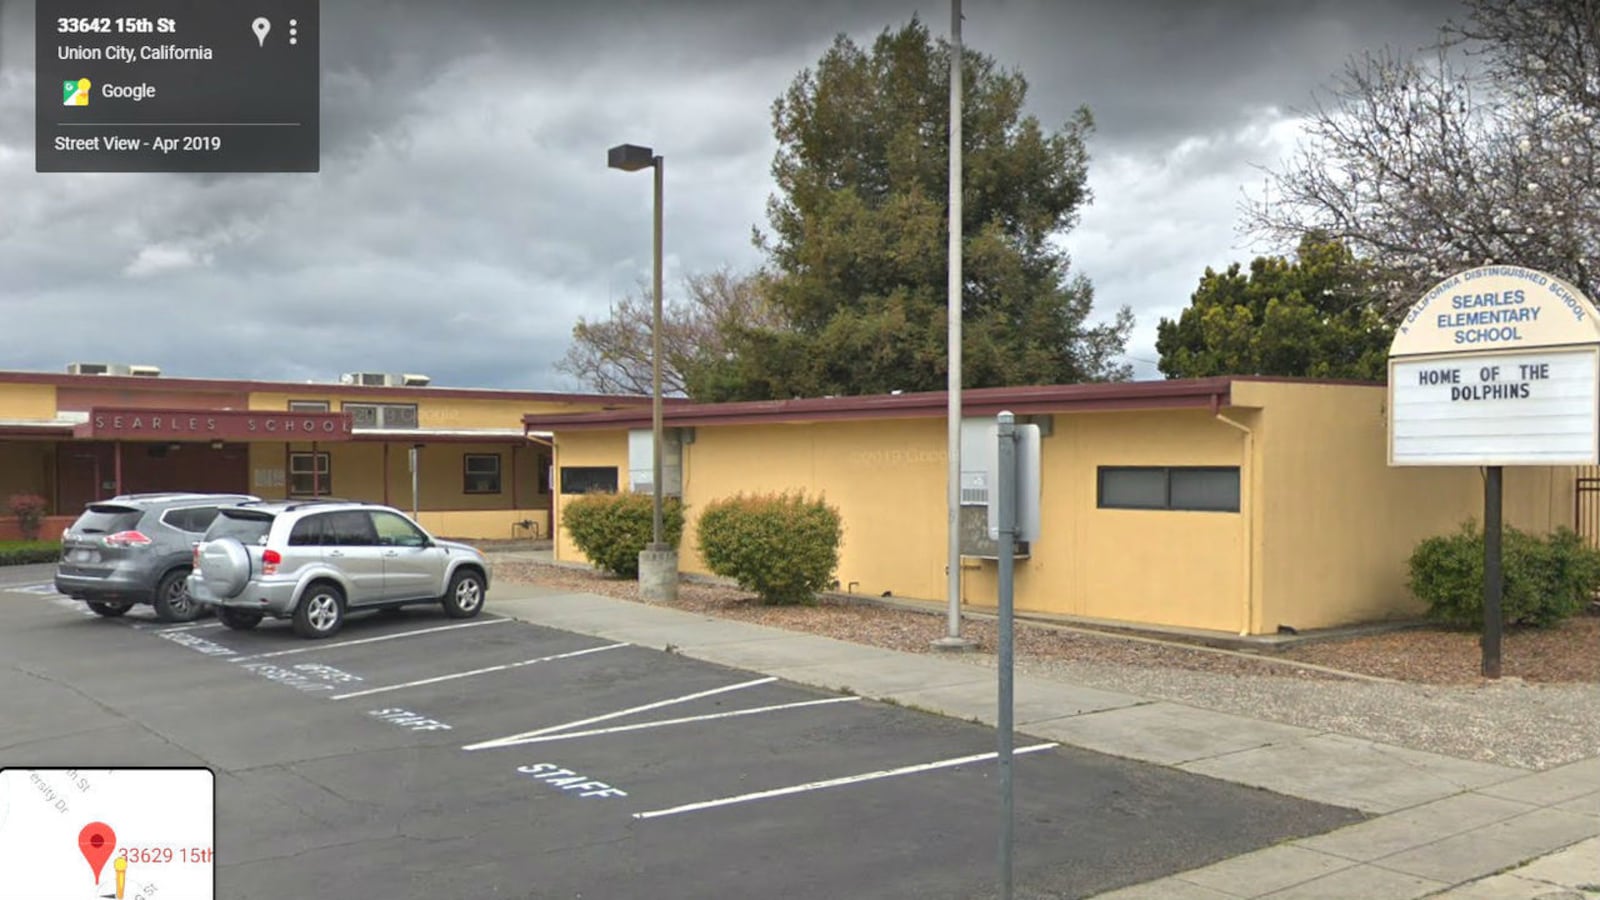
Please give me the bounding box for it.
[152,569,202,623]
[293,584,345,639]
[86,601,129,618]
[442,570,485,619]
[217,608,263,631]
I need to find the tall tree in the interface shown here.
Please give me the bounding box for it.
[1244,0,1600,312]
[556,269,783,397]
[1156,234,1393,381]
[704,17,1131,401]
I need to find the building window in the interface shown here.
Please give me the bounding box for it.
[289,452,332,496]
[342,402,418,429]
[1097,466,1240,512]
[464,454,502,494]
[288,400,330,412]
[559,466,618,495]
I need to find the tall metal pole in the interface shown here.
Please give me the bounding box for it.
[939,0,969,649]
[1483,466,1503,678]
[995,411,1017,900]
[651,155,665,549]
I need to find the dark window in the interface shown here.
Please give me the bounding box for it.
[206,511,274,545]
[324,511,378,546]
[463,454,501,494]
[288,400,330,412]
[162,506,222,533]
[341,402,417,429]
[71,505,142,535]
[559,466,618,495]
[288,514,330,546]
[371,511,428,547]
[1097,466,1240,513]
[289,452,331,496]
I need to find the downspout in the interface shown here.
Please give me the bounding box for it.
[1212,393,1254,637]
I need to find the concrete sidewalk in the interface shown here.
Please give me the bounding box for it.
[490,585,1599,899]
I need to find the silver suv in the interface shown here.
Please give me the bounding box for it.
[188,500,491,639]
[55,492,262,622]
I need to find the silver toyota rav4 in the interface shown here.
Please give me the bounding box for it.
[188,499,491,639]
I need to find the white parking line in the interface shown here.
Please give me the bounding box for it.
[464,676,779,751]
[631,742,1061,820]
[329,642,630,701]
[231,618,514,662]
[155,622,225,633]
[471,696,863,749]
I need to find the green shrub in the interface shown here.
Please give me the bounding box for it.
[0,541,61,566]
[1408,520,1600,628]
[561,492,684,578]
[697,492,843,605]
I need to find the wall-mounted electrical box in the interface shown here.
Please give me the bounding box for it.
[628,428,684,496]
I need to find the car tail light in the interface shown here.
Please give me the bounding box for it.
[192,543,202,566]
[104,531,152,547]
[262,548,281,575]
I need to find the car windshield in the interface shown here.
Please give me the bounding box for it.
[71,505,142,535]
[205,511,274,545]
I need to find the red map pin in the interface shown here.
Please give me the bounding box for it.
[79,822,117,883]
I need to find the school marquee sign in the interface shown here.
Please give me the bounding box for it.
[1389,266,1600,466]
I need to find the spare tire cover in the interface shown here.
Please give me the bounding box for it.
[198,538,251,598]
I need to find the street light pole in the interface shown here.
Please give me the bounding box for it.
[608,142,678,601]
[651,154,665,550]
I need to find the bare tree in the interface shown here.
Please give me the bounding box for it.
[1243,0,1600,312]
[556,268,785,396]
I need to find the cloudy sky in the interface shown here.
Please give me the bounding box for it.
[0,0,1465,390]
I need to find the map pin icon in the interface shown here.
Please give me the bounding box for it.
[252,17,271,47]
[79,821,116,884]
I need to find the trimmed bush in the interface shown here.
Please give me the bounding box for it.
[561,492,684,578]
[697,492,843,605]
[7,493,48,541]
[1408,520,1600,628]
[0,541,61,566]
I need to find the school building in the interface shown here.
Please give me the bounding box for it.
[526,377,1577,637]
[0,364,657,541]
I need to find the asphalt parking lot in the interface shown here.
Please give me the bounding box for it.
[0,565,1366,899]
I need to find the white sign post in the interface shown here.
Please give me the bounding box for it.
[1389,266,1600,677]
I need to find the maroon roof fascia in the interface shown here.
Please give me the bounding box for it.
[522,378,1240,431]
[0,370,668,406]
[0,425,73,440]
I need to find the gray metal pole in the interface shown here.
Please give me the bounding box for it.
[941,0,967,647]
[995,411,1016,900]
[651,155,665,549]
[1483,466,1503,678]
[410,446,419,520]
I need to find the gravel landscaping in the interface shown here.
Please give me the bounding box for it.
[493,557,1600,771]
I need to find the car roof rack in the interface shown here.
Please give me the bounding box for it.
[282,497,359,512]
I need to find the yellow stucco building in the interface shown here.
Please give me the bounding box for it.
[526,377,1576,637]
[0,365,654,541]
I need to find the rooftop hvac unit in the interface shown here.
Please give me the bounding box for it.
[66,362,111,375]
[400,373,432,387]
[127,364,162,377]
[340,372,393,386]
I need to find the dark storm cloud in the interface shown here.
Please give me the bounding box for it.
[0,0,1467,388]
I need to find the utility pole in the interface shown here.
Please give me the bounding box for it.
[936,0,973,651]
